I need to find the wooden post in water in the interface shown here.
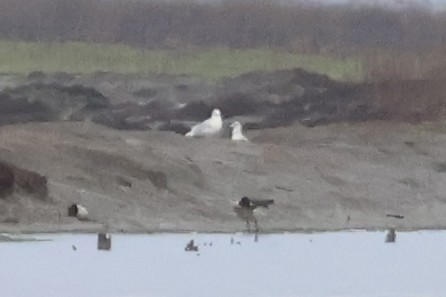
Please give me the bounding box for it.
[385,228,396,243]
[98,233,112,251]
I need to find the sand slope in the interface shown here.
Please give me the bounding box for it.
[0,120,445,233]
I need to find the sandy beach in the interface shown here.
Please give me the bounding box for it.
[1,119,445,233]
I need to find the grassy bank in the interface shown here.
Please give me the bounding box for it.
[0,41,362,81]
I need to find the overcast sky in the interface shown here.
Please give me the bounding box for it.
[279,0,446,9]
[191,0,446,10]
[154,0,446,10]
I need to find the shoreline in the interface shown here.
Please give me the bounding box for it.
[2,224,446,235]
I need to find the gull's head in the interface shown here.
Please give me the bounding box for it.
[211,109,221,118]
[230,121,242,129]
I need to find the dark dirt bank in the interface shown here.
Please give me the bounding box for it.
[0,69,445,233]
[1,68,445,132]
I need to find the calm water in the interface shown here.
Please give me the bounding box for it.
[0,231,445,297]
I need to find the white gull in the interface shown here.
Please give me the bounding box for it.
[229,121,248,142]
[185,109,223,138]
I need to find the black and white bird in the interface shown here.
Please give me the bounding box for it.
[232,196,274,232]
[67,203,89,221]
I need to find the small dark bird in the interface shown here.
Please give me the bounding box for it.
[185,239,199,252]
[232,196,274,232]
[72,245,77,251]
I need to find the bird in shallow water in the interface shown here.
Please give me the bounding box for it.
[185,239,199,252]
[232,196,274,232]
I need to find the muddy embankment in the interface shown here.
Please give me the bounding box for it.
[0,69,445,233]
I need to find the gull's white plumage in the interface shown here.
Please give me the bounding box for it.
[185,109,223,138]
[229,121,248,142]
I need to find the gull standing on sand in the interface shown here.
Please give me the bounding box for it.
[229,121,249,142]
[185,109,223,138]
